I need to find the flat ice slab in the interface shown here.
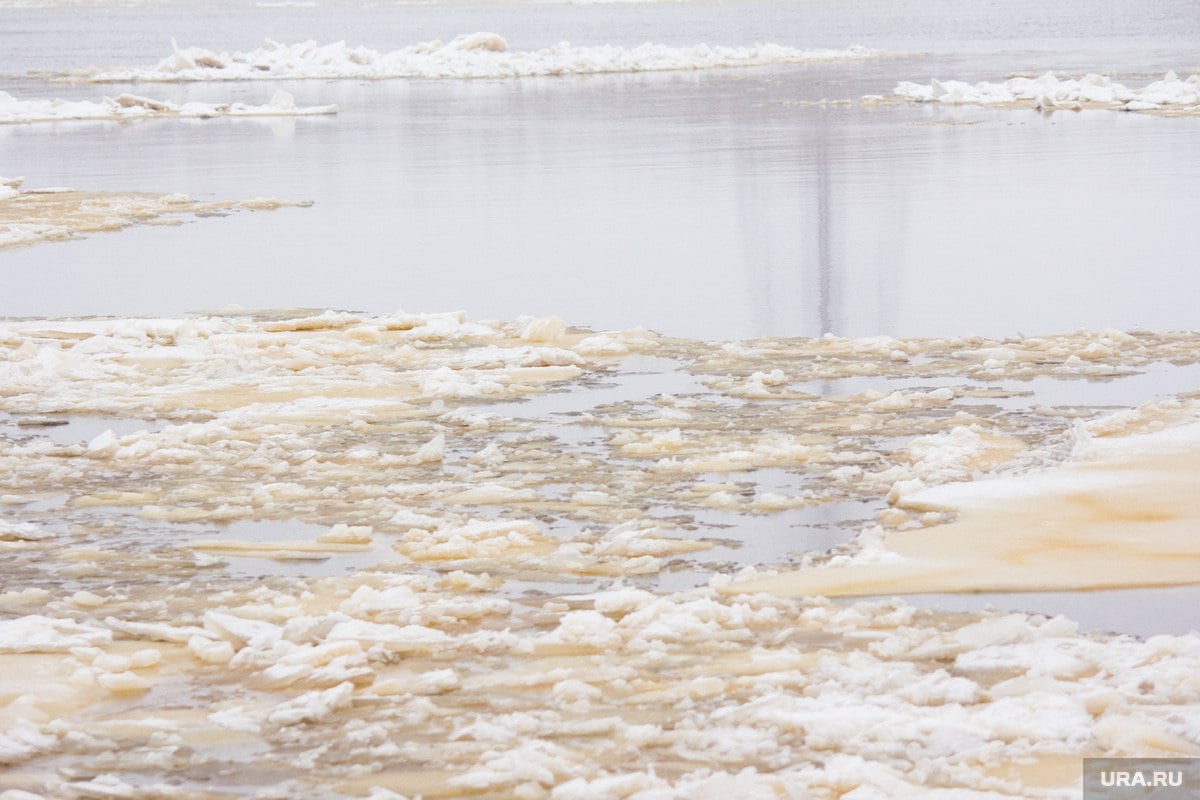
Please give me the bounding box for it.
[0,181,310,249]
[0,89,336,124]
[730,407,1200,597]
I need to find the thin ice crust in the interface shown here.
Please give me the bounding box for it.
[0,180,311,249]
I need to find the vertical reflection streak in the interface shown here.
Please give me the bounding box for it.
[815,124,833,336]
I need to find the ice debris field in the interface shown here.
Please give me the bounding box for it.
[0,310,1198,798]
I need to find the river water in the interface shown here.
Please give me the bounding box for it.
[2,0,1198,339]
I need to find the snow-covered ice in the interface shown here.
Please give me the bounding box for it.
[57,35,882,82]
[891,70,1200,113]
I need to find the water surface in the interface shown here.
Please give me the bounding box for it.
[2,0,1198,339]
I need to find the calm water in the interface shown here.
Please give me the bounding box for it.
[2,0,1199,339]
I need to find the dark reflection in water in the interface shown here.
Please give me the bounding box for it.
[815,123,835,337]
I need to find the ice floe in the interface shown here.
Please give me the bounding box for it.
[892,70,1200,114]
[0,615,112,653]
[0,89,336,124]
[733,400,1200,597]
[52,34,882,82]
[0,178,312,249]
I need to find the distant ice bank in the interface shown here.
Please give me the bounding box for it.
[51,33,882,82]
[890,71,1200,114]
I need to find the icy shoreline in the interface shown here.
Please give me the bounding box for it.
[45,34,882,82]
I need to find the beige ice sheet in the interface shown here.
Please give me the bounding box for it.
[729,421,1200,597]
[0,184,310,249]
